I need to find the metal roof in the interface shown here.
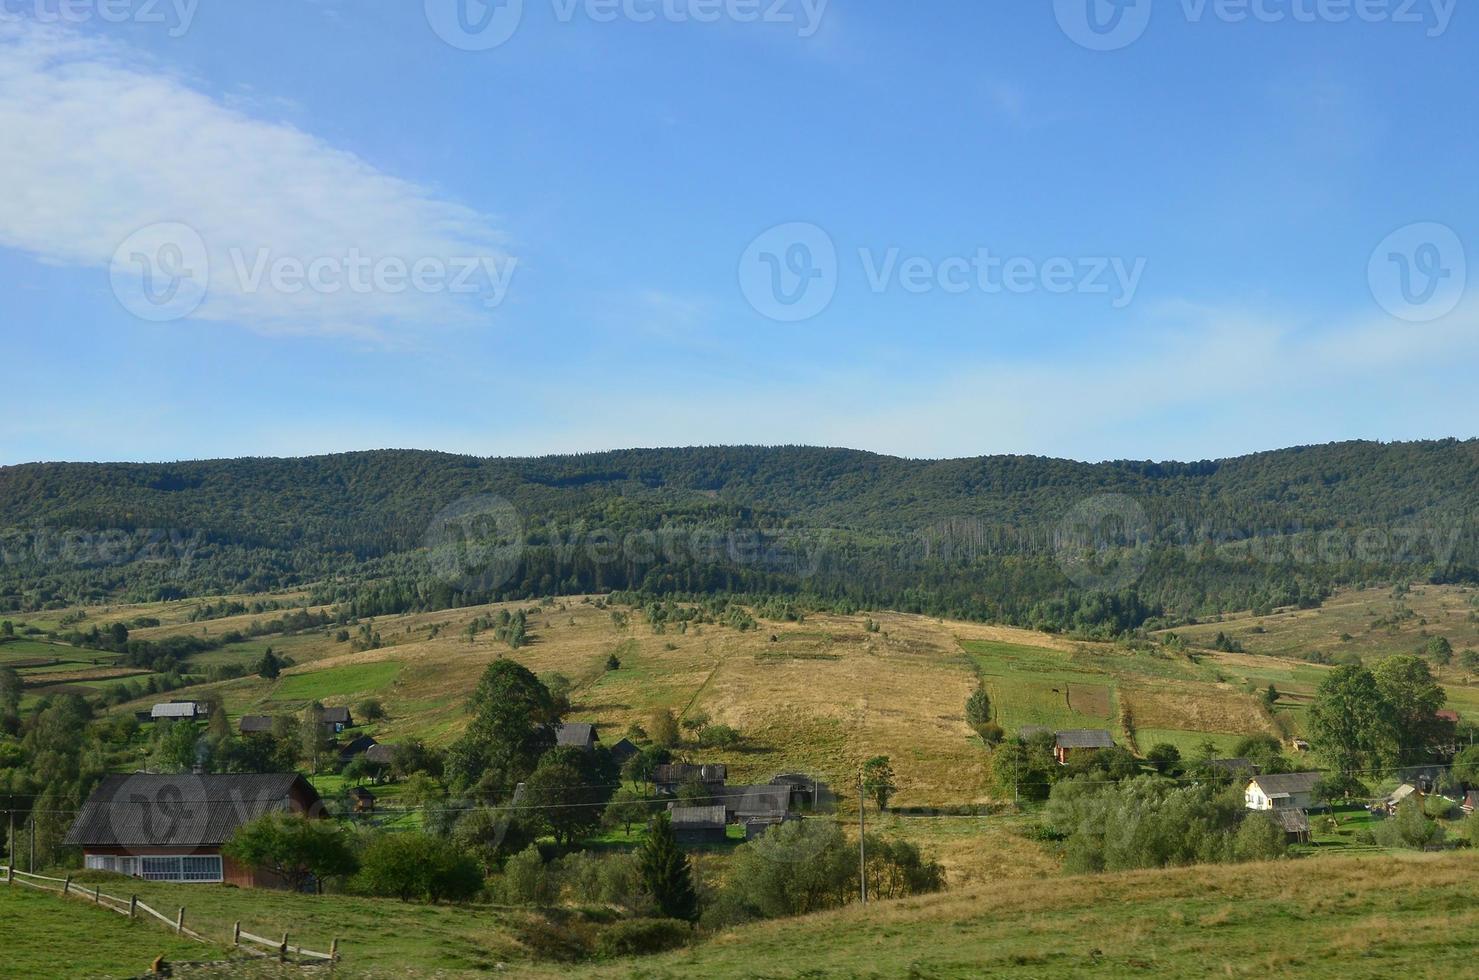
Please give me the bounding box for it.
[150,703,200,719]
[64,773,320,848]
[1055,729,1115,750]
[1249,772,1322,796]
[556,723,597,747]
[669,805,727,829]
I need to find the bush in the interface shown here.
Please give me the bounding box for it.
[697,724,741,748]
[497,844,557,906]
[595,918,692,958]
[1373,799,1445,850]
[354,832,483,903]
[356,698,386,722]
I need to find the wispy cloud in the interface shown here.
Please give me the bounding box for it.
[0,19,513,341]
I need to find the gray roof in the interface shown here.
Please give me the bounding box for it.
[608,738,639,763]
[653,763,726,785]
[1056,729,1115,750]
[1264,809,1310,834]
[65,773,320,848]
[321,707,351,724]
[338,735,378,758]
[1250,772,1322,797]
[364,744,395,765]
[669,805,727,829]
[556,723,597,748]
[238,715,274,734]
[719,784,790,818]
[150,702,200,719]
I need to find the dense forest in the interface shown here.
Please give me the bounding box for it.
[1,441,1475,634]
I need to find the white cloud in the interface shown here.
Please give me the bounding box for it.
[0,19,513,341]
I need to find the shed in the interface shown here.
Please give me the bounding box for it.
[320,707,353,733]
[608,738,640,766]
[238,715,275,735]
[1262,807,1311,843]
[771,773,829,810]
[669,805,728,845]
[556,722,598,752]
[65,773,324,888]
[1054,729,1115,765]
[346,786,376,814]
[147,702,203,722]
[652,763,727,795]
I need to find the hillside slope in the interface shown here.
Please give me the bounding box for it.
[2,441,1476,626]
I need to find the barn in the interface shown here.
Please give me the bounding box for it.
[64,773,324,888]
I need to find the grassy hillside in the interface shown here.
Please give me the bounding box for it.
[7,852,1474,978]
[554,851,1479,980]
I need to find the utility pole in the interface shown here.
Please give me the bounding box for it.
[857,772,867,906]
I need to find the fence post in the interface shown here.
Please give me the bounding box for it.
[62,876,71,896]
[279,933,289,962]
[175,907,185,935]
[232,921,240,947]
[129,895,137,920]
[95,885,101,905]
[330,938,339,963]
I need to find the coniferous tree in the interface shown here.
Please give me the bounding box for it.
[638,813,697,922]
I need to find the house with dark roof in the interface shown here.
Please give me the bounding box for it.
[1245,772,1322,812]
[238,715,275,735]
[771,773,829,810]
[608,738,640,766]
[718,784,791,823]
[669,805,728,844]
[65,773,324,888]
[338,734,379,764]
[363,744,395,766]
[320,707,353,733]
[651,763,727,795]
[1054,730,1115,765]
[555,722,598,752]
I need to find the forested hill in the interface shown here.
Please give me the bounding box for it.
[2,440,1476,631]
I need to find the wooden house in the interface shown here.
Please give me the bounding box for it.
[65,773,324,888]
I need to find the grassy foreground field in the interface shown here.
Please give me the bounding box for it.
[555,851,1479,980]
[7,852,1476,978]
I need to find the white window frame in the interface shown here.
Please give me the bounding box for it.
[86,853,222,883]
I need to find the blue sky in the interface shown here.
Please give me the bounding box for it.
[1,0,1475,464]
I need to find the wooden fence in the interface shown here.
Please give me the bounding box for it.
[2,863,338,965]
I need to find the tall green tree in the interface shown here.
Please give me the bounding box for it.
[637,813,697,922]
[446,660,558,797]
[1307,665,1399,781]
[1372,655,1449,763]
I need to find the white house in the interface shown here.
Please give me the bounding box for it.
[1245,772,1321,811]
